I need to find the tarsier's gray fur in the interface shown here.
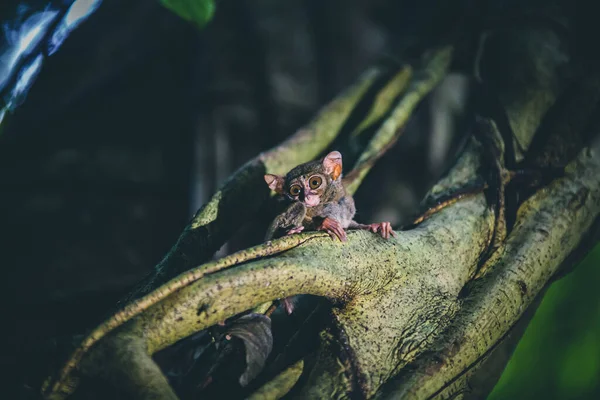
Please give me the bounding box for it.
[266,152,384,240]
[265,152,361,240]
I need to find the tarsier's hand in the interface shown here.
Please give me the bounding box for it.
[349,221,396,239]
[364,222,396,239]
[317,217,347,242]
[286,226,305,235]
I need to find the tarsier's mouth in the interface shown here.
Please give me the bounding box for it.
[304,194,320,207]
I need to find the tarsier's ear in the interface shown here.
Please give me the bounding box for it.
[264,174,284,194]
[323,151,343,180]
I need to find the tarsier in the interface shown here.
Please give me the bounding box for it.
[264,151,395,242]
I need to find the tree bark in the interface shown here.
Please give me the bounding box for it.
[42,5,600,400]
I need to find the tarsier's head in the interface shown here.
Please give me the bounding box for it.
[264,151,343,207]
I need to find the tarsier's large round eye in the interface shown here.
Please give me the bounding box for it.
[309,176,322,189]
[289,185,301,196]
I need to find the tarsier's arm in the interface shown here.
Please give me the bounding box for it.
[319,195,356,227]
[317,194,395,240]
[312,195,355,242]
[265,201,307,240]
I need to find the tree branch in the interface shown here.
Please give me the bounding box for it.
[42,5,600,400]
[43,46,450,400]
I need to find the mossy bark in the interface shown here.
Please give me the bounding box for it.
[43,9,600,400]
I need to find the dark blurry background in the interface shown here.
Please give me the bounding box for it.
[0,0,598,399]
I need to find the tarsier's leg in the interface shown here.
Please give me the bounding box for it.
[265,202,307,240]
[348,220,396,239]
[264,202,307,315]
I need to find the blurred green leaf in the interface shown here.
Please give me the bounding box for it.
[159,0,215,28]
[559,331,600,396]
[489,244,600,399]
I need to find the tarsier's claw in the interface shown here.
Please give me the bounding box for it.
[286,226,305,235]
[318,217,347,242]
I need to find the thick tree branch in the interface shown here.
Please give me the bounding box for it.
[344,46,452,194]
[124,67,379,300]
[377,14,600,400]
[379,142,600,400]
[43,47,450,400]
[42,4,600,400]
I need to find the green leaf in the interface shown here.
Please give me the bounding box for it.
[159,0,215,28]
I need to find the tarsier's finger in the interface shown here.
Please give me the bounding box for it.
[286,226,304,235]
[389,224,397,238]
[329,225,344,242]
[384,222,391,239]
[332,220,347,242]
[386,223,393,239]
[317,218,347,242]
[384,222,397,238]
[337,227,347,242]
[318,225,333,240]
[327,229,337,241]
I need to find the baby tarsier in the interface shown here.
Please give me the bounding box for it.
[264,151,395,242]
